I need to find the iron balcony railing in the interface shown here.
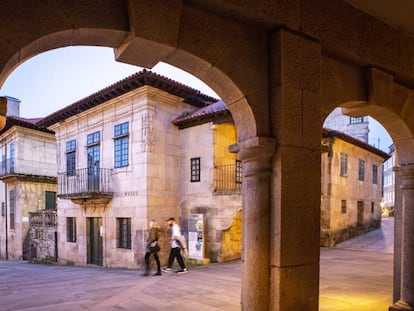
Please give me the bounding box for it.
[214,163,242,194]
[58,168,113,198]
[0,159,57,178]
[29,210,57,227]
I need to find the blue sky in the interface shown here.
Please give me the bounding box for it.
[0,46,392,151]
[0,46,218,118]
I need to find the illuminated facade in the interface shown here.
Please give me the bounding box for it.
[320,128,389,246]
[37,71,240,268]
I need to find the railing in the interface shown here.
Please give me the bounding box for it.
[0,159,57,178]
[214,163,242,194]
[29,210,57,227]
[58,168,113,197]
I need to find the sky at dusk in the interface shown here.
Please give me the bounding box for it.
[0,46,392,151]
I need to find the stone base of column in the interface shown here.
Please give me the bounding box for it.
[389,300,413,311]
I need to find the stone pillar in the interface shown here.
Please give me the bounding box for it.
[269,29,322,311]
[390,164,414,310]
[232,136,276,311]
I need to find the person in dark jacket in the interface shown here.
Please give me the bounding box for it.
[143,219,162,276]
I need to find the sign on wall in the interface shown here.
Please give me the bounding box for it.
[188,213,204,259]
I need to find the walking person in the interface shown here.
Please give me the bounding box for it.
[143,219,162,276]
[162,217,188,274]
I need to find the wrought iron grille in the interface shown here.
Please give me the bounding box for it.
[58,168,113,196]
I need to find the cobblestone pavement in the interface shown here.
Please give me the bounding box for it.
[0,217,394,310]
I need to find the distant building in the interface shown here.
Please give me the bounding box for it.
[320,128,389,246]
[382,144,395,213]
[0,97,57,260]
[323,107,369,143]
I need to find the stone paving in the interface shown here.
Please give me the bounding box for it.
[0,217,394,310]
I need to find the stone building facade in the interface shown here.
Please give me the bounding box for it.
[4,2,414,309]
[321,128,389,246]
[174,101,242,262]
[38,70,242,268]
[323,107,369,143]
[0,97,57,260]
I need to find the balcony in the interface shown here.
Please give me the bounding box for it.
[58,168,113,204]
[214,163,242,195]
[29,210,57,227]
[0,159,57,183]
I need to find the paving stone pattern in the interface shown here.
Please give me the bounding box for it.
[0,218,394,310]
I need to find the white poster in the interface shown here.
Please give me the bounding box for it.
[188,213,204,259]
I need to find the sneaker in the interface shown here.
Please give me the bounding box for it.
[153,271,162,276]
[161,267,172,272]
[176,268,188,274]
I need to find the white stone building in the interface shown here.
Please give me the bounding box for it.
[382,144,396,213]
[38,70,241,268]
[0,97,57,260]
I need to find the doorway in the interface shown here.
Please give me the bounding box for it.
[87,217,103,266]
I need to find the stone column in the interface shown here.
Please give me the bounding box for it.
[390,164,414,311]
[269,29,322,310]
[232,136,276,311]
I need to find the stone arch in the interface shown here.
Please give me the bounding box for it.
[0,4,269,142]
[320,63,414,308]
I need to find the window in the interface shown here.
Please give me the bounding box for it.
[9,189,15,229]
[66,140,76,176]
[349,117,364,124]
[190,157,201,182]
[236,160,242,184]
[67,217,77,242]
[358,159,365,181]
[117,218,131,249]
[1,202,4,216]
[372,164,378,184]
[341,200,347,214]
[371,202,375,214]
[9,142,15,173]
[87,131,100,146]
[114,122,129,168]
[87,132,100,187]
[45,191,56,210]
[340,153,348,177]
[1,154,5,173]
